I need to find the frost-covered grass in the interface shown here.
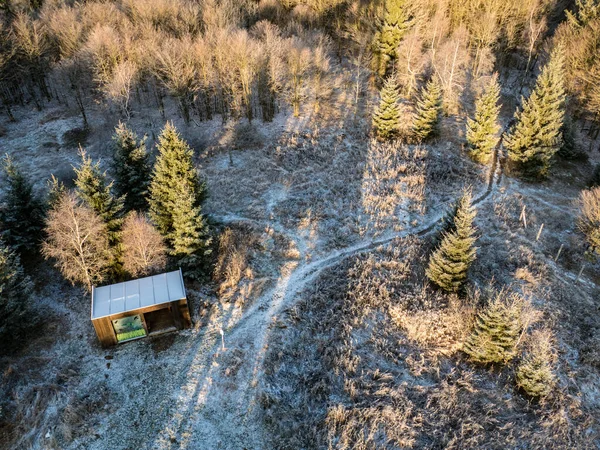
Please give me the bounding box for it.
[1,86,600,449]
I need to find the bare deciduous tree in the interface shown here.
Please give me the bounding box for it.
[104,60,137,118]
[283,37,312,117]
[121,211,167,277]
[42,191,111,291]
[153,35,198,123]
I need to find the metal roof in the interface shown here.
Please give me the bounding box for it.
[91,269,186,320]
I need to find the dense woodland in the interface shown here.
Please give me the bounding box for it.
[0,0,600,448]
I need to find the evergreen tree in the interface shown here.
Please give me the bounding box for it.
[148,122,209,268]
[46,174,66,209]
[426,189,477,292]
[463,290,524,364]
[373,0,413,76]
[557,117,584,160]
[434,200,459,247]
[466,75,501,164]
[590,163,600,187]
[112,122,151,212]
[505,48,566,179]
[170,182,211,269]
[74,150,124,246]
[372,75,402,140]
[0,155,45,254]
[0,239,34,345]
[412,78,443,142]
[515,329,555,398]
[566,0,600,28]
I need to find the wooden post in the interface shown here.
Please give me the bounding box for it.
[576,263,585,283]
[520,205,527,228]
[554,244,563,262]
[536,223,544,241]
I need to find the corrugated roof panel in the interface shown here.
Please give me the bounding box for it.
[153,274,169,303]
[93,286,111,318]
[110,283,126,314]
[125,280,141,311]
[91,270,186,319]
[166,271,185,300]
[139,277,155,307]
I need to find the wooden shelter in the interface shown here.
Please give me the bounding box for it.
[91,269,191,346]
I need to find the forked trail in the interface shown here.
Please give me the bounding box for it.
[155,157,503,449]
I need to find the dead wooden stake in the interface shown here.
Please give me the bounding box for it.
[520,205,527,228]
[576,264,585,283]
[536,223,544,241]
[554,244,563,262]
[220,328,225,350]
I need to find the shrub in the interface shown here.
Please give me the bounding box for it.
[577,186,600,254]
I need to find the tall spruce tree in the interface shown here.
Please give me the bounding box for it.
[373,0,413,76]
[372,75,402,140]
[426,189,477,292]
[112,122,151,211]
[463,290,524,364]
[505,47,566,179]
[466,75,501,164]
[0,239,34,345]
[0,155,45,254]
[170,182,211,268]
[74,150,124,246]
[412,78,443,142]
[148,122,209,269]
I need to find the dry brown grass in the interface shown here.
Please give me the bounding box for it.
[389,293,475,356]
[360,141,427,233]
[213,227,255,301]
[577,186,600,253]
[260,235,596,449]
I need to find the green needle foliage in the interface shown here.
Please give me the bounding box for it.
[516,329,555,398]
[74,150,125,247]
[112,122,151,212]
[557,117,584,160]
[0,239,34,346]
[148,122,210,271]
[505,47,566,179]
[46,174,67,209]
[372,75,402,140]
[170,182,211,268]
[373,0,414,76]
[463,290,525,364]
[0,155,45,254]
[412,78,443,142]
[466,75,501,164]
[426,189,477,293]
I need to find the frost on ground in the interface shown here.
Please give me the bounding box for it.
[0,98,599,449]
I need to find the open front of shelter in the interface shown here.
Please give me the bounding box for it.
[91,269,191,346]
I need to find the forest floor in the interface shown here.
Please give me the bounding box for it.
[0,96,599,449]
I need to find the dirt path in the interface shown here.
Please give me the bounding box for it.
[150,158,504,449]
